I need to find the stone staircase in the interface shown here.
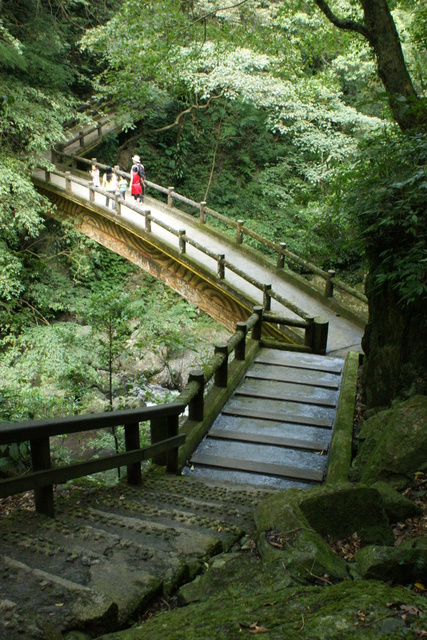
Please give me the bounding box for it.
[0,474,265,639]
[185,349,344,489]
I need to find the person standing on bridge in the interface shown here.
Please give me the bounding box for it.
[118,173,128,200]
[130,165,143,203]
[102,166,118,209]
[131,155,145,198]
[89,162,100,188]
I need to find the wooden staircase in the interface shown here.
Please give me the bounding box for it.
[185,349,344,489]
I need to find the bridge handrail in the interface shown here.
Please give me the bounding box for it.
[0,307,327,517]
[0,403,185,517]
[40,167,310,321]
[53,150,367,306]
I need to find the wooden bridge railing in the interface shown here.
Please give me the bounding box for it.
[52,147,367,307]
[40,167,312,324]
[0,307,327,518]
[0,403,185,518]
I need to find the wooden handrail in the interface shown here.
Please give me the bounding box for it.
[52,144,367,306]
[0,307,326,517]
[0,403,185,517]
[37,168,310,321]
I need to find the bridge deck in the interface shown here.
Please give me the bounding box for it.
[185,349,344,489]
[34,165,363,355]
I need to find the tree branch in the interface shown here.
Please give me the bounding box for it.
[152,95,222,133]
[313,0,371,42]
[204,120,222,202]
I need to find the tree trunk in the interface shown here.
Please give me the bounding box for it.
[361,277,427,407]
[361,0,424,130]
[313,0,427,130]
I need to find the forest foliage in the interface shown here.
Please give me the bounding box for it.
[0,0,426,424]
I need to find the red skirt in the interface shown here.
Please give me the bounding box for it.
[131,181,142,196]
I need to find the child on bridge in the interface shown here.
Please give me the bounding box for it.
[102,166,118,209]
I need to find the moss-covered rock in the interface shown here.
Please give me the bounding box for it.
[349,396,427,488]
[255,484,394,557]
[355,545,427,584]
[371,481,422,523]
[96,573,427,640]
[299,484,394,544]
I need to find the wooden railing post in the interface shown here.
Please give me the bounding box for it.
[145,213,152,233]
[277,242,287,269]
[56,143,64,164]
[214,344,228,388]
[200,201,206,224]
[179,230,186,254]
[166,413,179,473]
[236,220,244,245]
[263,284,272,311]
[217,254,225,279]
[71,155,77,169]
[168,187,175,208]
[114,193,121,215]
[235,322,247,361]
[79,131,84,148]
[44,169,51,183]
[150,415,168,467]
[325,270,335,298]
[89,185,95,202]
[65,171,71,191]
[304,316,315,350]
[30,437,54,517]
[124,422,141,484]
[312,317,329,355]
[97,123,102,137]
[188,369,205,421]
[251,306,263,340]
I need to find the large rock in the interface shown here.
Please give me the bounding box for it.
[298,484,394,545]
[254,483,399,585]
[349,396,427,488]
[371,481,422,523]
[355,545,427,584]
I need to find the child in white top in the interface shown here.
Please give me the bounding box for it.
[90,163,100,187]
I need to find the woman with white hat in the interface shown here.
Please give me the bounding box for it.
[131,155,146,197]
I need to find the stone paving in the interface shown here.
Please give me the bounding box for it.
[0,472,266,639]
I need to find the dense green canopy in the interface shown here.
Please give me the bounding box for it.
[0,0,426,414]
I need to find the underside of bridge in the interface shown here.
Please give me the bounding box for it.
[37,182,290,342]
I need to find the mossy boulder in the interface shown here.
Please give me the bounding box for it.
[98,576,427,640]
[355,545,427,584]
[177,552,291,607]
[255,485,395,566]
[298,484,394,544]
[254,485,396,584]
[371,481,422,523]
[349,396,427,488]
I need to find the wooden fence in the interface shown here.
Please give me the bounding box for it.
[0,307,327,517]
[40,166,312,323]
[52,145,367,307]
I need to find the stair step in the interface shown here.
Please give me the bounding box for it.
[246,367,340,389]
[0,554,117,638]
[208,427,329,452]
[255,350,343,374]
[222,405,333,429]
[190,452,324,483]
[235,385,337,408]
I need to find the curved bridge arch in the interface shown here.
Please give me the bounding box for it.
[38,181,282,338]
